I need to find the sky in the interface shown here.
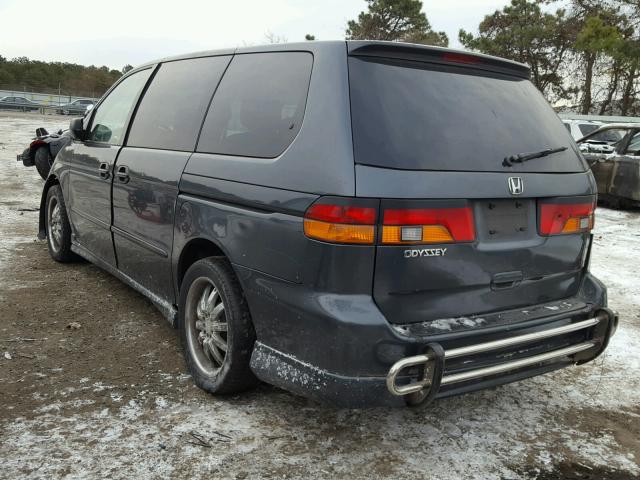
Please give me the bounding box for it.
[0,0,510,69]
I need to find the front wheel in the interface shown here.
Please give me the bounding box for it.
[178,257,257,395]
[34,147,53,180]
[45,185,77,262]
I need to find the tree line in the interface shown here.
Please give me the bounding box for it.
[346,0,640,115]
[2,0,638,115]
[0,55,132,99]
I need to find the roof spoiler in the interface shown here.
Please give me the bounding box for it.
[347,41,530,79]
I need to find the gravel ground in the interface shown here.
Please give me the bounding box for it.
[0,111,639,479]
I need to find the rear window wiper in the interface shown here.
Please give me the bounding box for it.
[503,146,568,167]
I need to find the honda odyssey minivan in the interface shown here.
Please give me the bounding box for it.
[39,41,617,406]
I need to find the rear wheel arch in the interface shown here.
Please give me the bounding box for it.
[176,238,229,291]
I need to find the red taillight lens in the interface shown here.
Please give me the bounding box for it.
[382,206,475,244]
[304,201,377,244]
[539,200,595,236]
[305,204,377,225]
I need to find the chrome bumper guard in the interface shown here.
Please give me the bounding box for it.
[386,315,605,398]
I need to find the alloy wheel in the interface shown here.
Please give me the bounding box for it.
[47,197,63,253]
[185,277,228,376]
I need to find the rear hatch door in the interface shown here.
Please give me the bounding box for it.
[348,44,595,325]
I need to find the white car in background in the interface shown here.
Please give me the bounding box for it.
[562,119,621,154]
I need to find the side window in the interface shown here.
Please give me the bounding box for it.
[87,69,151,145]
[127,56,231,151]
[579,123,598,136]
[625,132,640,155]
[197,52,313,158]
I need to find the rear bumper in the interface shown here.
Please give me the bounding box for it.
[244,270,615,407]
[386,310,617,405]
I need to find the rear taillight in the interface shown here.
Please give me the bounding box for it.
[382,206,475,244]
[303,200,377,244]
[539,199,595,236]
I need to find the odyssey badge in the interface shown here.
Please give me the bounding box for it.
[404,248,448,258]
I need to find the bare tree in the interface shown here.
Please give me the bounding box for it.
[264,30,288,44]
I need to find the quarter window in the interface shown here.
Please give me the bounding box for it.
[87,69,151,145]
[197,52,313,158]
[128,56,231,151]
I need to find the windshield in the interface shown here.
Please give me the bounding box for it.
[348,57,585,173]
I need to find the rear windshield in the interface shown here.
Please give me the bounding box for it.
[348,57,585,173]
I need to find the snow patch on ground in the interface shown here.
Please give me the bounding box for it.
[0,113,63,288]
[1,113,639,479]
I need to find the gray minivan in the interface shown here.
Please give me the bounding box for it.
[39,41,617,407]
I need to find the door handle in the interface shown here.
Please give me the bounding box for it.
[116,165,130,183]
[98,162,110,179]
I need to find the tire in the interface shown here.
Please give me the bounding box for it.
[178,257,257,395]
[34,147,53,180]
[45,185,77,262]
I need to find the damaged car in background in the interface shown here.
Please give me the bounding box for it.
[16,104,95,180]
[17,127,72,180]
[578,123,640,208]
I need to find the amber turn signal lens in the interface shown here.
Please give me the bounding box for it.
[381,225,454,244]
[304,219,375,244]
[561,215,593,234]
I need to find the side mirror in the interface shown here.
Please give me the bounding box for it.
[69,117,85,140]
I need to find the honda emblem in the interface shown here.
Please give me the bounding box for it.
[508,177,523,195]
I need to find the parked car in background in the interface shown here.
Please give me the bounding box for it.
[38,41,616,407]
[56,99,95,115]
[0,95,40,112]
[578,123,640,208]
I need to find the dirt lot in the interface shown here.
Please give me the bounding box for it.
[1,111,639,479]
